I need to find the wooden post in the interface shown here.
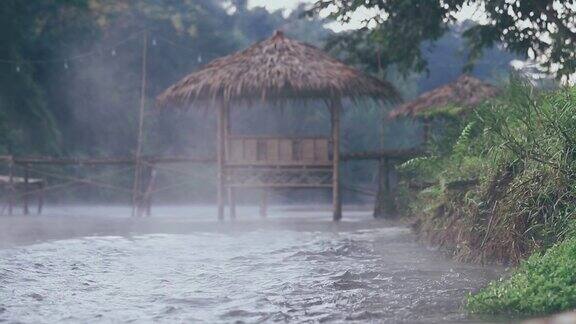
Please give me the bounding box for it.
[387,160,398,216]
[229,187,236,219]
[374,157,388,218]
[23,165,29,215]
[132,30,148,217]
[145,195,152,217]
[422,116,431,145]
[217,101,227,220]
[331,99,342,221]
[259,190,268,217]
[37,182,44,215]
[8,157,14,216]
[224,101,234,219]
[143,165,156,217]
[374,157,397,218]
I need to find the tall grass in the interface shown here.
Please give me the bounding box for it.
[400,78,576,264]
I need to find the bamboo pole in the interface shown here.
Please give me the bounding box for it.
[374,157,388,218]
[224,101,235,218]
[14,156,215,165]
[8,156,14,216]
[374,157,397,218]
[341,149,422,161]
[217,101,227,220]
[37,182,44,215]
[259,190,268,217]
[3,150,420,166]
[229,188,236,219]
[23,165,29,215]
[331,99,342,221]
[143,165,156,217]
[343,184,376,197]
[132,30,148,217]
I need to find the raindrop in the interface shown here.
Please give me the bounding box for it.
[15,65,20,73]
[111,49,116,56]
[152,38,157,46]
[64,61,69,69]
[198,54,203,63]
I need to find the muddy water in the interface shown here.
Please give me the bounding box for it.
[0,206,501,323]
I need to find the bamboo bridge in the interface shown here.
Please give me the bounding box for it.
[0,148,421,218]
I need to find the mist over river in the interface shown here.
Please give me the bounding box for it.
[0,206,501,323]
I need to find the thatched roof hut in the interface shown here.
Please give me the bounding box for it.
[388,75,499,119]
[157,31,399,107]
[156,30,401,222]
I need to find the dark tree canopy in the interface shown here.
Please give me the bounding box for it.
[310,0,576,78]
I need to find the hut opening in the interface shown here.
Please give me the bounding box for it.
[157,30,399,221]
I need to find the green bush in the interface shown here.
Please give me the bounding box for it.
[466,234,576,317]
[401,78,576,264]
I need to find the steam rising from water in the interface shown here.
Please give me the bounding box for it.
[0,207,500,323]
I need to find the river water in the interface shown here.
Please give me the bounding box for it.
[0,206,501,323]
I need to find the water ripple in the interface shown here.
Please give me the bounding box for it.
[0,211,500,323]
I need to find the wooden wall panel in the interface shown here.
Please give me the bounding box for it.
[257,140,267,161]
[244,139,258,162]
[315,139,329,161]
[229,139,244,162]
[266,139,279,161]
[302,139,315,161]
[227,136,330,165]
[279,139,293,161]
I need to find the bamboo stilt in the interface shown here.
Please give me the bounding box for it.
[23,165,29,215]
[142,165,156,217]
[224,101,233,219]
[37,183,44,215]
[8,157,14,216]
[374,157,397,218]
[259,190,268,217]
[331,99,342,221]
[217,101,227,220]
[229,187,236,219]
[132,30,148,217]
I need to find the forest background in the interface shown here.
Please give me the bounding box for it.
[0,0,516,203]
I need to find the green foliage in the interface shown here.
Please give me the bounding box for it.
[403,78,576,264]
[0,0,338,201]
[467,234,576,317]
[0,0,90,155]
[399,114,484,184]
[311,0,576,78]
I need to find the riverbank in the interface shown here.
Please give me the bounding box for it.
[467,237,576,318]
[399,82,576,318]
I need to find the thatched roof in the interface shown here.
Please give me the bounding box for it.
[388,75,500,119]
[157,31,399,107]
